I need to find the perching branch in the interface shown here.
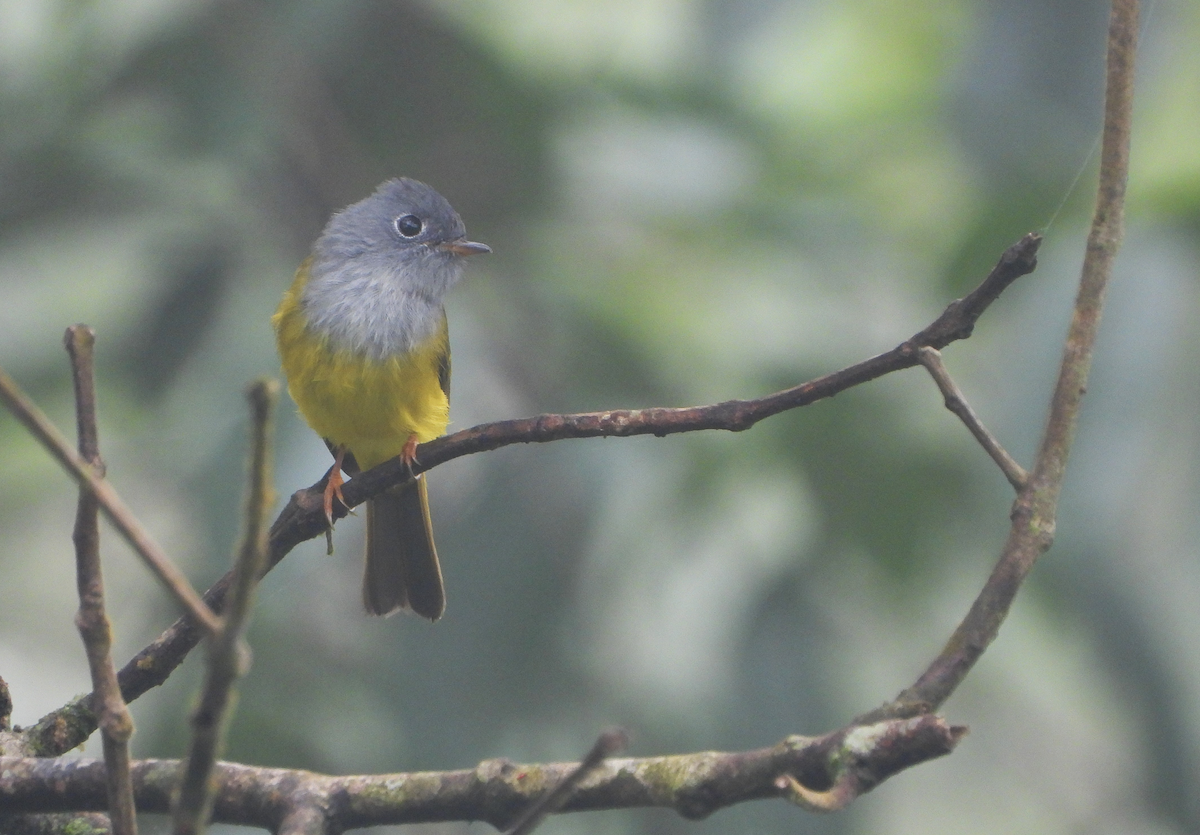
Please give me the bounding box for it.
[172,381,277,835]
[868,0,1139,720]
[349,232,1044,501]
[65,326,138,835]
[24,231,1042,757]
[0,715,963,830]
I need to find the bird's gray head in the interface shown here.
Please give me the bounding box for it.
[303,178,490,358]
[312,178,489,297]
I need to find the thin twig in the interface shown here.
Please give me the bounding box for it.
[915,346,1028,490]
[0,675,11,731]
[25,232,1042,757]
[172,380,277,835]
[0,364,221,637]
[868,0,1139,720]
[0,715,963,827]
[65,326,138,835]
[506,728,629,835]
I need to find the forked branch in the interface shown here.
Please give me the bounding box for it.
[22,231,1042,757]
[867,0,1138,721]
[3,4,1140,827]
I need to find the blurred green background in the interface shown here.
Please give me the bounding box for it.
[1,0,1198,833]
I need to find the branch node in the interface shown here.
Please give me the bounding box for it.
[776,771,859,813]
[24,229,1047,755]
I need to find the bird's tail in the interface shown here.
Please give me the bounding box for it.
[363,476,445,620]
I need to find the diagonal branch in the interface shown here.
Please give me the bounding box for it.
[0,364,221,640]
[346,233,1044,503]
[25,232,1041,756]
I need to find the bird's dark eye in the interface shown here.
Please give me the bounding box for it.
[395,214,423,238]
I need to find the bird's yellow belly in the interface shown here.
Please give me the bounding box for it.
[274,276,449,472]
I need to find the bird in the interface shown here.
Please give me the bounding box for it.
[273,178,490,619]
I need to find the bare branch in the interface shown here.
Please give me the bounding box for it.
[869,0,1140,720]
[345,234,1043,507]
[25,232,1041,756]
[0,363,221,640]
[915,346,1028,490]
[0,716,963,827]
[65,325,138,835]
[172,380,277,835]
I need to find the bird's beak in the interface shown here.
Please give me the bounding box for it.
[438,239,492,257]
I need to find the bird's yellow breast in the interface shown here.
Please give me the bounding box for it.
[273,259,450,471]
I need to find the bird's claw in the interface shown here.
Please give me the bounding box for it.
[400,434,421,480]
[322,449,352,530]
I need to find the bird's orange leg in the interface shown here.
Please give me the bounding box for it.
[400,434,420,478]
[323,447,350,527]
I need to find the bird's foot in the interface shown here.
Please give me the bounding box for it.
[322,448,351,529]
[399,434,421,480]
